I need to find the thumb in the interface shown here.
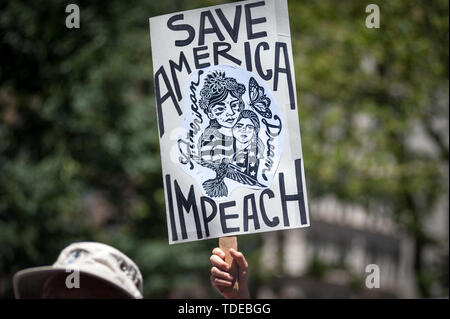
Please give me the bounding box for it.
[230,249,248,281]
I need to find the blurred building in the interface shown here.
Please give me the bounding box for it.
[258,197,422,298]
[257,117,449,299]
[258,196,418,298]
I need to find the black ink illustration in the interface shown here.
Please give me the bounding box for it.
[232,109,264,177]
[178,66,284,198]
[248,77,272,118]
[200,158,265,198]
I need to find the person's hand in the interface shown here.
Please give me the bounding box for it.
[210,247,250,299]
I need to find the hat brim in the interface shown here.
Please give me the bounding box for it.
[13,266,136,299]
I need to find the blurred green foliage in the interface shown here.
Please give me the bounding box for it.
[0,0,448,298]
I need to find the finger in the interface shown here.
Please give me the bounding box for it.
[211,266,234,281]
[230,249,248,271]
[211,275,233,287]
[212,247,225,259]
[210,254,230,272]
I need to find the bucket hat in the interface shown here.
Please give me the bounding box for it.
[13,242,143,299]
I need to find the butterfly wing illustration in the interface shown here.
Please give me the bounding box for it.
[249,77,272,118]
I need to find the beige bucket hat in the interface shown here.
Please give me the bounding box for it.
[13,242,143,299]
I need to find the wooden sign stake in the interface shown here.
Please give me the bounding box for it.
[219,236,239,294]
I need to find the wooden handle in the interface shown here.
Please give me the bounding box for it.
[219,236,239,294]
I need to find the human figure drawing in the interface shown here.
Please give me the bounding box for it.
[197,71,267,197]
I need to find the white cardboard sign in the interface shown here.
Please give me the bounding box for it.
[149,0,310,244]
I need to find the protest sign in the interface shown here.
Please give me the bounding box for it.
[149,0,310,244]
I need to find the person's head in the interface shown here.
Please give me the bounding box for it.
[41,272,130,299]
[199,71,246,128]
[232,110,260,144]
[13,242,143,299]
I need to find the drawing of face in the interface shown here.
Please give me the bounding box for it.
[233,118,255,144]
[207,94,241,128]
